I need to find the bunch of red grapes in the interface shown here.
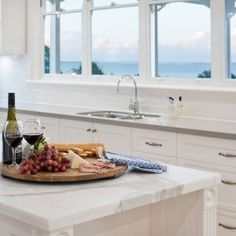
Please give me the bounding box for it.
[20,145,70,175]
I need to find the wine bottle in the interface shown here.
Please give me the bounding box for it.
[2,93,22,164]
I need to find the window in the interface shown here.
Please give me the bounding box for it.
[91,1,139,76]
[38,0,235,85]
[226,0,236,79]
[44,0,82,74]
[151,1,211,79]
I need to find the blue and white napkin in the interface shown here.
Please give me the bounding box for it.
[104,152,167,174]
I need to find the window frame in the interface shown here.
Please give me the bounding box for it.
[26,0,236,88]
[223,0,236,83]
[41,0,141,80]
[42,0,83,76]
[149,0,215,84]
[89,1,140,79]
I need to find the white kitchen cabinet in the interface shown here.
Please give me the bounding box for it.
[132,151,177,165]
[177,133,236,236]
[60,119,131,154]
[177,134,236,170]
[60,119,93,144]
[0,0,26,54]
[39,116,60,143]
[93,122,131,155]
[131,128,177,164]
[217,210,236,236]
[177,159,236,212]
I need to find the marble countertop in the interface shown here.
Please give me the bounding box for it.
[1,101,236,138]
[1,102,236,139]
[0,165,220,231]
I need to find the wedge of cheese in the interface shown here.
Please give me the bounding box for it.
[68,150,89,169]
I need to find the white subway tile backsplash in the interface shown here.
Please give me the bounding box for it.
[1,57,236,122]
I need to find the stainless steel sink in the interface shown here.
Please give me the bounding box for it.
[77,111,161,120]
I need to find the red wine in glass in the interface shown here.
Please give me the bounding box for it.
[6,135,23,148]
[23,119,42,152]
[4,120,23,169]
[23,133,42,146]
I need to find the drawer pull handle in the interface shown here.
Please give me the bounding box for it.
[92,129,97,133]
[41,126,46,130]
[219,152,236,158]
[86,128,91,132]
[221,180,236,185]
[219,223,236,230]
[145,142,162,147]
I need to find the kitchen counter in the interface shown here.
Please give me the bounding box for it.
[1,102,236,139]
[0,164,220,236]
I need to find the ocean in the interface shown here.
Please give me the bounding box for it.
[59,61,236,78]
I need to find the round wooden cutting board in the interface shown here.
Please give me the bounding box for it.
[0,164,128,183]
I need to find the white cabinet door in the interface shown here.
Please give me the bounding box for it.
[92,123,131,155]
[39,116,60,143]
[60,119,93,144]
[0,0,26,54]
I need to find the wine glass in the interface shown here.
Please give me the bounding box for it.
[4,120,23,169]
[23,119,42,153]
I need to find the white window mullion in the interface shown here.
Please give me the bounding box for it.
[211,0,224,84]
[81,0,92,79]
[139,0,151,80]
[222,0,233,82]
[219,0,226,82]
[50,2,61,74]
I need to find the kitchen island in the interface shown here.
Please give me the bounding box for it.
[0,164,220,236]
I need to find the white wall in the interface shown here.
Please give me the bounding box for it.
[1,56,236,122]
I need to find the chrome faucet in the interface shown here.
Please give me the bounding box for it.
[116,75,139,113]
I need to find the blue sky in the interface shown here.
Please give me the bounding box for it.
[45,0,236,63]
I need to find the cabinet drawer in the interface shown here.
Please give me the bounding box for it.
[219,172,236,213]
[132,128,177,157]
[132,151,176,165]
[178,134,236,169]
[178,160,236,213]
[218,211,236,236]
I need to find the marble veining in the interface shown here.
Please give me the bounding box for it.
[0,165,220,231]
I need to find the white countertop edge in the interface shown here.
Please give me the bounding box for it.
[1,100,236,137]
[0,168,220,231]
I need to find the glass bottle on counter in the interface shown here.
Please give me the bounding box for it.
[2,93,22,164]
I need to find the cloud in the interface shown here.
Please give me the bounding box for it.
[92,36,138,62]
[45,30,213,63]
[45,31,138,62]
[61,31,82,61]
[158,31,211,62]
[187,31,210,47]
